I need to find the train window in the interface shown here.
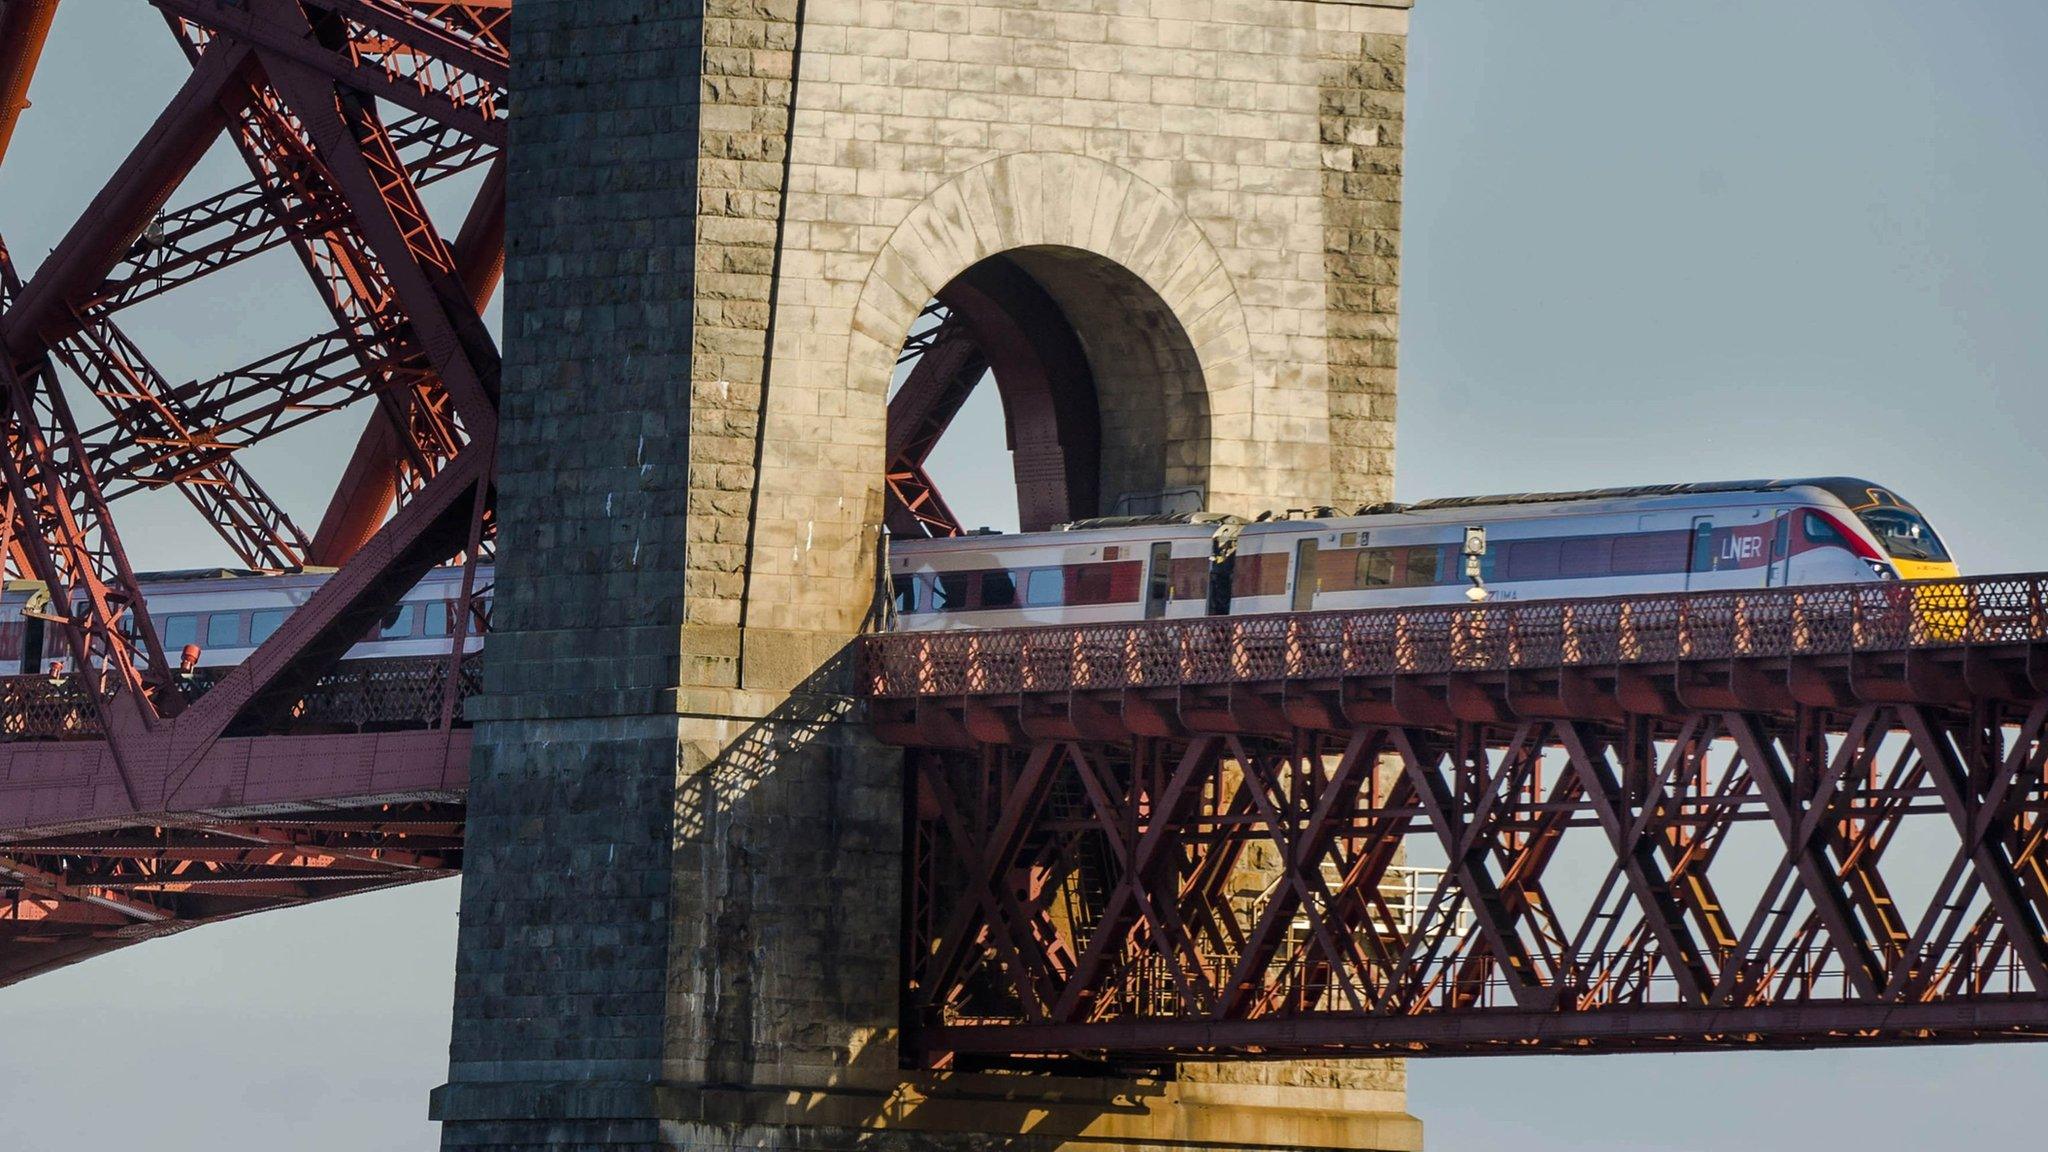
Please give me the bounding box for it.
[1559,536,1613,578]
[249,608,288,646]
[1503,539,1561,582]
[1615,531,1690,576]
[892,576,920,614]
[980,571,1018,610]
[1168,558,1209,602]
[1069,561,1141,606]
[1291,540,1320,611]
[1803,513,1844,543]
[162,614,199,651]
[1071,565,1114,605]
[1404,546,1442,586]
[1234,553,1289,598]
[1026,569,1063,607]
[1689,523,1716,573]
[1358,549,1395,588]
[931,573,970,612]
[378,604,418,640]
[424,602,453,638]
[205,613,242,649]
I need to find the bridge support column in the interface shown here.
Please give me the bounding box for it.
[436,2,1419,1148]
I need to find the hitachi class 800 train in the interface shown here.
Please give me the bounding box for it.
[0,477,1957,674]
[885,477,1957,631]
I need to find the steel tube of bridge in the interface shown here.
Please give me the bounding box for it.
[0,0,58,169]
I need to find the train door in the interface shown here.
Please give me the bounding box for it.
[1144,542,1174,619]
[1688,517,1716,591]
[20,613,43,673]
[1764,508,1794,586]
[1291,539,1320,612]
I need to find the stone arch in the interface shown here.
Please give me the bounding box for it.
[851,152,1259,516]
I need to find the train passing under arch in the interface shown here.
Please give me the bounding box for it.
[0,478,1958,675]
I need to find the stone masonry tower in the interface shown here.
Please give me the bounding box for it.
[435,1,1417,1148]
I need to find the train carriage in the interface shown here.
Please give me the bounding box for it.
[887,518,1225,632]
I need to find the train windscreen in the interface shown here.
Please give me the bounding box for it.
[1808,478,1953,565]
[1857,506,1951,563]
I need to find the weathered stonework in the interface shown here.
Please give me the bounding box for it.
[439,2,1416,1149]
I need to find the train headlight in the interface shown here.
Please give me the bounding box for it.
[1865,558,1898,580]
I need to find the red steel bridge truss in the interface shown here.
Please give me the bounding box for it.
[0,0,1019,985]
[0,0,505,982]
[866,578,2048,1059]
[2,1,2047,1071]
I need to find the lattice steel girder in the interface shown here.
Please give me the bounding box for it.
[153,0,507,145]
[0,0,502,752]
[0,795,465,987]
[0,245,177,716]
[895,703,2048,1062]
[871,577,2048,1061]
[53,306,312,570]
[90,110,494,314]
[1,40,255,356]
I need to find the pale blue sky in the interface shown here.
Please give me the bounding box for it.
[2,2,2045,1150]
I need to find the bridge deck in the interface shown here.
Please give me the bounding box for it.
[0,658,472,984]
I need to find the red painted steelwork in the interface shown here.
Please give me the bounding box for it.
[0,3,502,750]
[0,798,464,986]
[0,656,473,982]
[885,257,1104,538]
[886,304,984,539]
[868,577,2048,1061]
[0,2,503,981]
[0,0,58,169]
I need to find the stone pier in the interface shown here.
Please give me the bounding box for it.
[434,2,1420,1148]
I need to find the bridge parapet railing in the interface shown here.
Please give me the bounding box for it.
[863,575,2048,699]
[0,655,483,741]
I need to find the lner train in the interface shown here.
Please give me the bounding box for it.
[886,477,1958,631]
[0,477,1958,673]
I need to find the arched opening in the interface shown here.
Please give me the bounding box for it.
[886,246,1213,537]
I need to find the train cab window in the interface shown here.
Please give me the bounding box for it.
[162,614,199,651]
[205,613,242,649]
[892,576,920,615]
[378,604,418,640]
[1026,569,1063,607]
[931,573,970,612]
[980,571,1018,610]
[249,608,288,646]
[1859,508,1950,562]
